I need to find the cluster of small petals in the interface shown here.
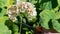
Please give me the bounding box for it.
[7,5,18,22]
[7,1,37,22]
[18,2,37,20]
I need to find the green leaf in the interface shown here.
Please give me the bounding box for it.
[0,23,11,34]
[54,12,60,19]
[57,0,60,6]
[31,0,37,4]
[0,16,8,23]
[52,19,60,32]
[26,31,32,34]
[0,17,11,34]
[0,0,7,8]
[40,0,52,10]
[0,8,7,17]
[40,9,55,29]
[13,24,19,32]
[51,12,60,32]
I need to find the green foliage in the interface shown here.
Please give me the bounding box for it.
[40,9,60,32]
[0,0,60,34]
[0,0,17,34]
[52,19,60,32]
[0,23,11,34]
[40,0,52,10]
[40,9,55,29]
[57,0,60,6]
[39,0,60,32]
[0,0,7,8]
[0,17,11,34]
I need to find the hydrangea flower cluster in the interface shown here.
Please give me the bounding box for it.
[7,5,19,22]
[7,2,37,22]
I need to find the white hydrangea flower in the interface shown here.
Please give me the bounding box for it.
[18,2,37,21]
[7,1,37,22]
[7,5,19,22]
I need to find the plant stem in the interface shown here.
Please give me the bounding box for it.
[20,16,22,34]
